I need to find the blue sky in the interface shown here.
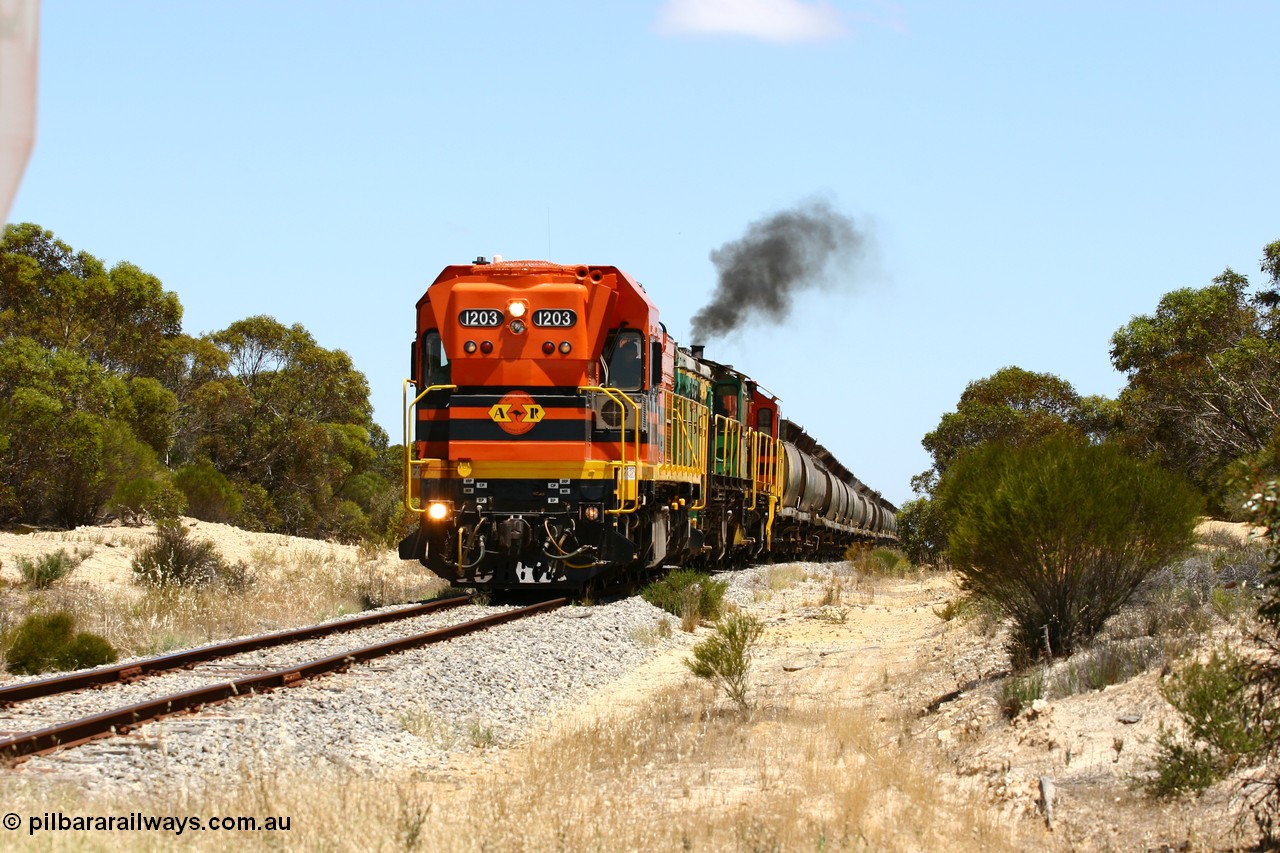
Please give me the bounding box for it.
[8,1,1279,506]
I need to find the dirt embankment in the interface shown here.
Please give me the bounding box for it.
[0,519,1268,850]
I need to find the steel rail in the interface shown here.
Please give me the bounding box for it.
[0,597,568,760]
[0,594,473,706]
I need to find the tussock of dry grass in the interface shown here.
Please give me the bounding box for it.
[763,563,808,591]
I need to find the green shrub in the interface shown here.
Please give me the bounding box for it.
[5,611,117,674]
[1242,474,1280,840]
[16,548,82,589]
[844,544,912,576]
[330,498,371,543]
[1050,639,1162,697]
[937,435,1202,663]
[1164,648,1273,761]
[111,474,186,523]
[233,481,280,533]
[60,633,118,670]
[999,669,1045,718]
[132,521,236,587]
[895,497,947,567]
[686,613,765,711]
[5,612,74,674]
[641,569,728,628]
[871,547,910,574]
[1144,647,1275,797]
[1210,586,1253,622]
[174,461,242,523]
[1144,730,1221,797]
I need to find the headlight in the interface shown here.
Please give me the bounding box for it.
[507,299,528,318]
[427,502,450,521]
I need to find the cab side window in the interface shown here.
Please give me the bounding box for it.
[423,331,450,385]
[756,408,773,435]
[607,331,644,391]
[714,383,739,420]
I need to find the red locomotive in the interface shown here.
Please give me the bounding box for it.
[398,259,896,591]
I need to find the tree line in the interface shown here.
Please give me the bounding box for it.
[898,237,1280,837]
[0,223,405,542]
[901,237,1280,570]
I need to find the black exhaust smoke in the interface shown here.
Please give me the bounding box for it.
[689,200,867,341]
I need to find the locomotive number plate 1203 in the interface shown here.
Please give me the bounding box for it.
[459,309,503,327]
[532,309,577,327]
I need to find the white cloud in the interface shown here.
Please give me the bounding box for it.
[655,0,847,43]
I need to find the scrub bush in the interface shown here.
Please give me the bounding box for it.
[937,436,1201,663]
[1050,639,1163,697]
[5,611,118,674]
[132,521,237,587]
[895,497,947,567]
[641,569,728,628]
[111,475,186,523]
[844,544,912,577]
[1144,647,1275,798]
[173,461,242,523]
[16,548,83,589]
[998,669,1045,718]
[1240,476,1280,840]
[686,613,765,711]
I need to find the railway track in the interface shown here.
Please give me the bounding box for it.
[0,596,567,760]
[0,594,474,706]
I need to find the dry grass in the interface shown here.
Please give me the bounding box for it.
[0,544,446,660]
[763,563,808,590]
[0,679,1031,852]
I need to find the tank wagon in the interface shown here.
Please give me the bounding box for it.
[398,259,896,591]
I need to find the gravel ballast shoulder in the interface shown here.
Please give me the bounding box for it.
[13,593,697,793]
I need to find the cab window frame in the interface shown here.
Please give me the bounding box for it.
[756,408,774,435]
[422,330,450,386]
[606,329,645,392]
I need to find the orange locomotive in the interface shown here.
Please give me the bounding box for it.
[398,258,896,591]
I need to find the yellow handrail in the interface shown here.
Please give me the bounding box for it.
[659,391,709,477]
[660,390,710,512]
[579,386,641,515]
[402,380,457,512]
[747,428,761,511]
[713,415,746,480]
[692,405,710,510]
[747,430,783,510]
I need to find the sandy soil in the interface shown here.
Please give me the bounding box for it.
[0,518,397,589]
[482,521,1269,850]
